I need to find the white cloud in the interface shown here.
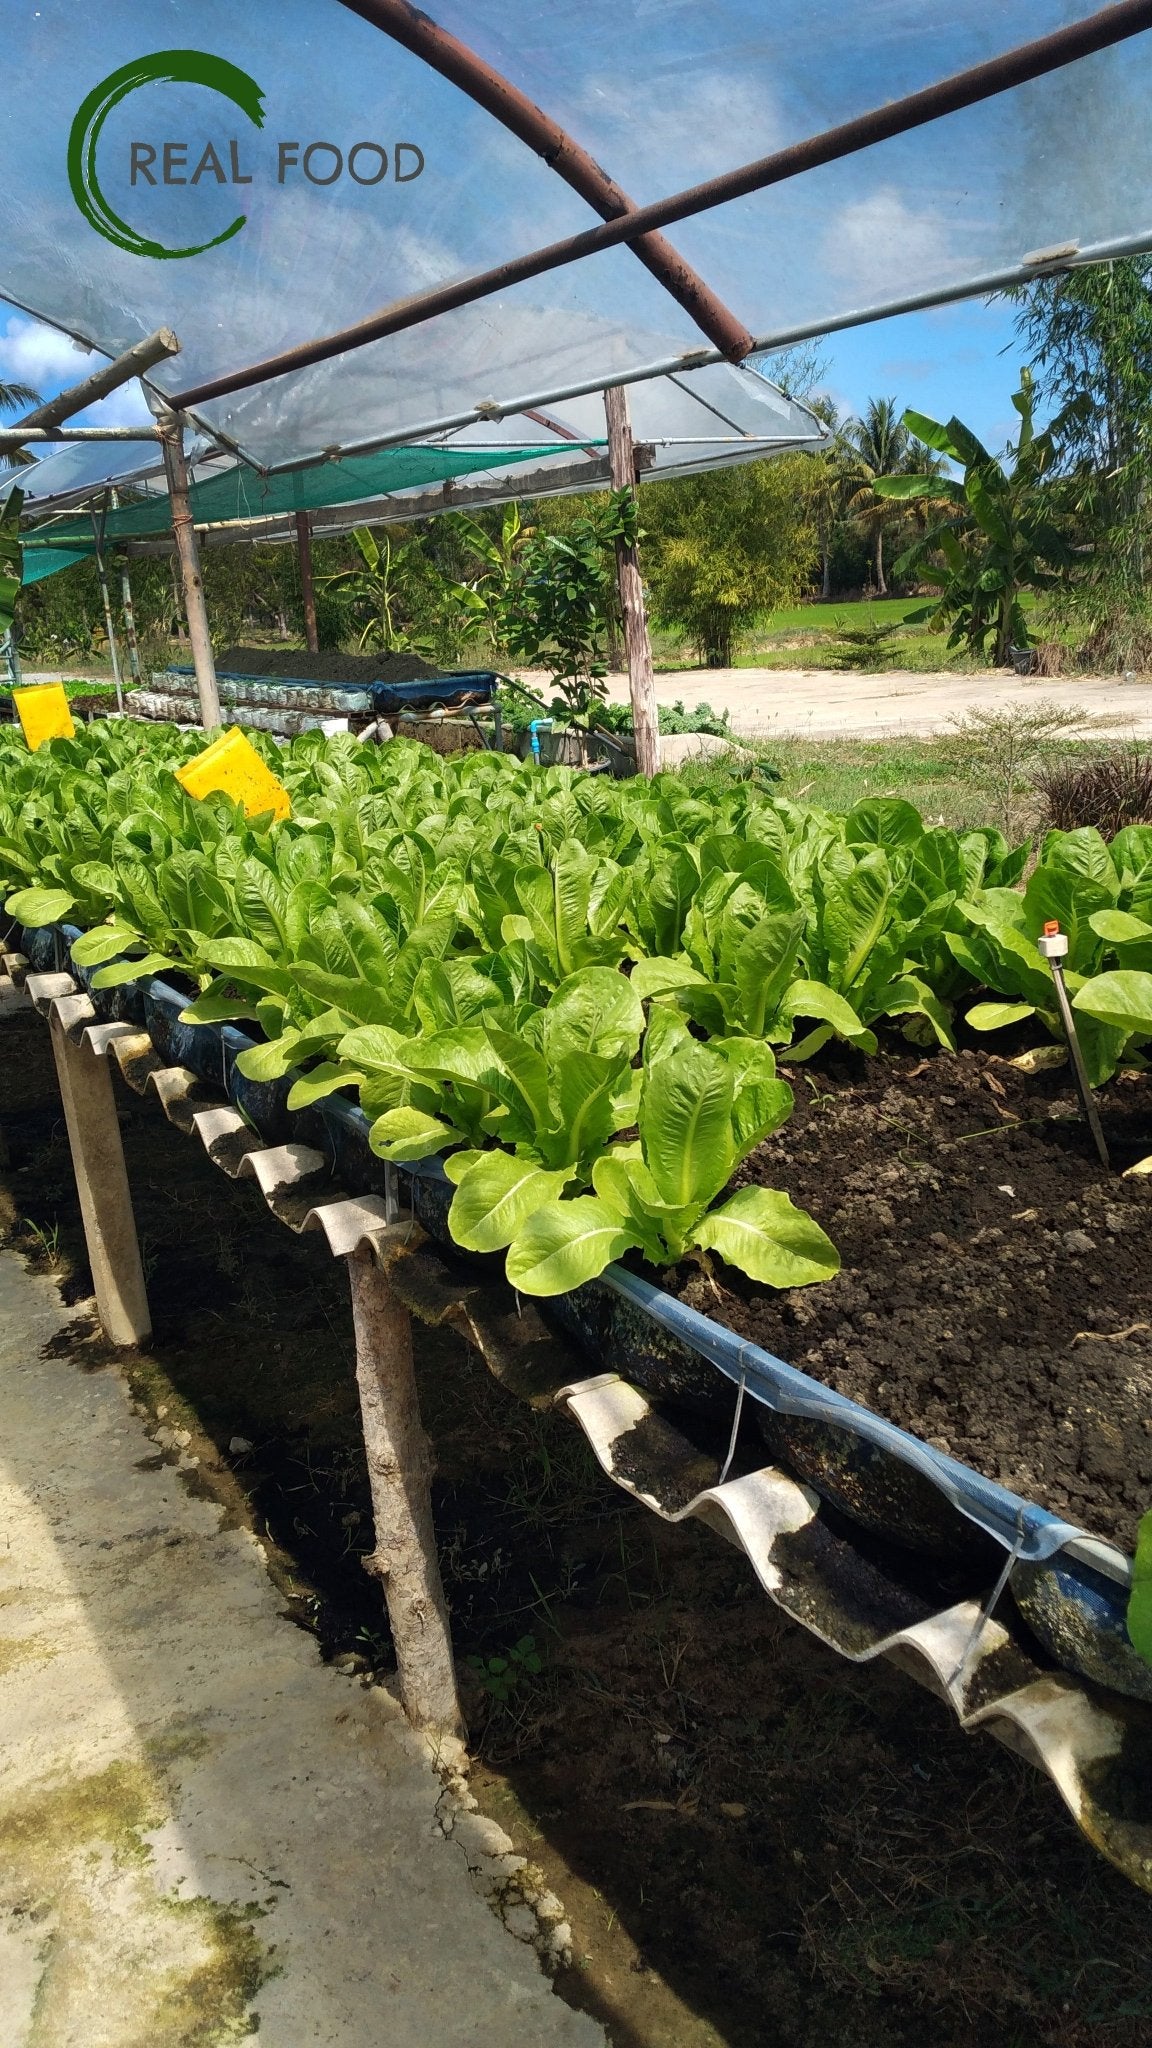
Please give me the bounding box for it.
[0,313,95,392]
[574,68,785,192]
[74,382,154,429]
[822,188,962,302]
[0,310,155,429]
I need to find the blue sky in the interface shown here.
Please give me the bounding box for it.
[817,296,1028,452]
[0,291,1031,458]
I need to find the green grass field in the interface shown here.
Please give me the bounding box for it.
[759,597,931,635]
[653,595,1042,676]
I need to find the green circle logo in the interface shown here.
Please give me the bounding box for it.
[68,50,266,259]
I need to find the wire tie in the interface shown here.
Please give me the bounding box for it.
[717,1365,748,1487]
[945,1510,1027,1694]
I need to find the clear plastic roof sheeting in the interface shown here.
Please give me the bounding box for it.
[16,362,828,533]
[4,1,1152,468]
[6,431,215,516]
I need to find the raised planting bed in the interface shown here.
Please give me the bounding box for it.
[678,1043,1152,1557]
[15,920,1152,1896]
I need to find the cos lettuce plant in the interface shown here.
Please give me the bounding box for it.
[948,826,1142,1081]
[323,962,643,1178]
[501,1015,839,1296]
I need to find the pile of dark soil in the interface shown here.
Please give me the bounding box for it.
[213,646,439,685]
[5,1013,1152,2046]
[678,1046,1152,1552]
[393,712,487,755]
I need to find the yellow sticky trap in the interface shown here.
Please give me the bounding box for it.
[14,682,75,751]
[175,727,291,822]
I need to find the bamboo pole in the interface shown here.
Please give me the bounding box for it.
[14,328,179,433]
[158,414,221,729]
[604,384,659,777]
[91,496,125,713]
[346,1249,463,1736]
[295,510,320,652]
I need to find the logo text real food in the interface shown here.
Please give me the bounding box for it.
[69,48,424,260]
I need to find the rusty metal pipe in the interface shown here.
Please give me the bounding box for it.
[333,0,752,359]
[169,0,1152,413]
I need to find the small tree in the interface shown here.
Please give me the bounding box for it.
[644,454,819,667]
[499,492,635,722]
[0,488,24,672]
[877,371,1082,665]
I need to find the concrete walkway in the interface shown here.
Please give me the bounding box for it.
[600,666,1152,741]
[0,1252,603,2048]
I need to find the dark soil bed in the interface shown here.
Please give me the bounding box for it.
[213,645,439,685]
[6,1013,1152,2046]
[675,1045,1152,1553]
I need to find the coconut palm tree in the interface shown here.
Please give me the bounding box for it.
[806,396,853,599]
[841,396,942,594]
[0,377,43,470]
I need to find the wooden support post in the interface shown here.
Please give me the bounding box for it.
[295,510,320,653]
[158,414,221,729]
[603,384,660,778]
[346,1249,463,1735]
[47,1007,151,1347]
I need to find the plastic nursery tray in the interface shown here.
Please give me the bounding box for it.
[25,923,1148,1710]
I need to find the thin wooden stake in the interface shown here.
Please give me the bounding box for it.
[604,384,659,777]
[346,1249,463,1736]
[113,488,143,685]
[159,414,221,729]
[91,495,125,713]
[295,510,320,653]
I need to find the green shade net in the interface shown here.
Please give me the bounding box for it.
[22,546,91,583]
[25,442,591,554]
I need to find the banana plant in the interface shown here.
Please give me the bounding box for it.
[874,371,1084,665]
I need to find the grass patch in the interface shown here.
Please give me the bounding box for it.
[650,599,967,675]
[675,734,986,825]
[674,721,1116,834]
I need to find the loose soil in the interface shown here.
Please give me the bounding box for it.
[677,1045,1152,1553]
[213,646,440,685]
[5,1010,1152,2047]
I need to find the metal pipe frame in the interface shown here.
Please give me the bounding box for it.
[169,0,1152,413]
[333,0,752,360]
[243,226,1152,473]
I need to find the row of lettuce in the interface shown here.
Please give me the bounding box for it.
[2,720,1151,1301]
